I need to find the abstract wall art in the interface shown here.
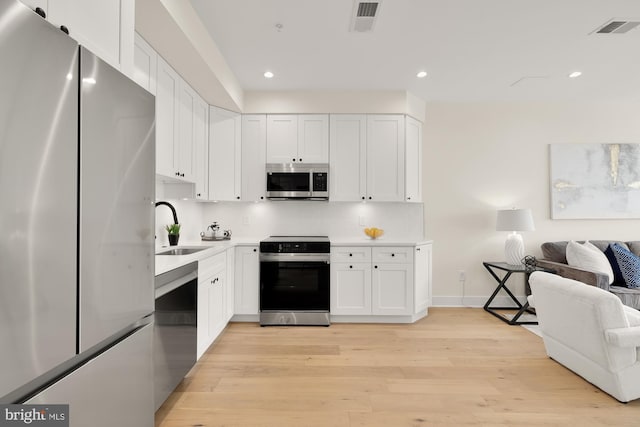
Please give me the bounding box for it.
[550,143,640,219]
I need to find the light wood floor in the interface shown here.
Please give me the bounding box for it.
[155,308,640,427]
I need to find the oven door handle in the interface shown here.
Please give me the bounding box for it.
[259,253,330,263]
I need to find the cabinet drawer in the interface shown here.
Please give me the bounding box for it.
[198,252,226,280]
[372,247,413,264]
[331,246,371,263]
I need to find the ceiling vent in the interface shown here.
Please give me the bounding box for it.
[350,1,382,32]
[593,19,640,34]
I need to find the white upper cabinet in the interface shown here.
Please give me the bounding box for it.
[155,56,180,179]
[266,115,298,163]
[178,83,197,182]
[193,95,209,200]
[209,106,242,201]
[298,115,329,163]
[46,0,134,75]
[405,116,423,203]
[156,55,201,183]
[329,115,367,202]
[241,115,267,202]
[366,115,405,202]
[132,33,157,95]
[266,115,328,164]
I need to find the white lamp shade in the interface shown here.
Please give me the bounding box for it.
[496,208,535,232]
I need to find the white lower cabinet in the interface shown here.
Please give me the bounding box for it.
[331,245,429,320]
[197,252,227,359]
[225,247,235,322]
[331,262,371,315]
[414,243,432,312]
[234,246,260,316]
[371,263,413,315]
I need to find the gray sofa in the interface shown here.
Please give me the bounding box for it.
[537,240,640,310]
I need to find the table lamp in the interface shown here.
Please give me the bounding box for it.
[496,208,535,265]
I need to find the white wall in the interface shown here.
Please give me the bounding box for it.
[424,101,640,306]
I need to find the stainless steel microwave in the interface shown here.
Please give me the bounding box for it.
[266,163,329,200]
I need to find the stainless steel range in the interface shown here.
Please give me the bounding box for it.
[259,236,330,326]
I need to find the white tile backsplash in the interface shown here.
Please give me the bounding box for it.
[155,199,423,246]
[201,201,424,240]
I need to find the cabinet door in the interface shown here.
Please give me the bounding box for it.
[366,115,405,201]
[414,244,432,313]
[241,115,267,201]
[196,278,210,359]
[225,248,235,323]
[234,246,259,315]
[133,32,157,95]
[155,56,180,178]
[329,115,367,201]
[298,114,329,163]
[330,263,372,315]
[193,94,209,199]
[208,269,226,341]
[177,83,197,182]
[210,106,242,201]
[371,263,413,315]
[266,115,298,163]
[405,116,422,203]
[48,0,122,70]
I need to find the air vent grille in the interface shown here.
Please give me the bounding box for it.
[350,0,382,32]
[594,19,640,34]
[357,2,378,17]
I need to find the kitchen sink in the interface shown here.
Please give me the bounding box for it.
[156,247,207,256]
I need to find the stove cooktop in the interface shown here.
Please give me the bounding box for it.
[261,235,329,243]
[260,236,330,253]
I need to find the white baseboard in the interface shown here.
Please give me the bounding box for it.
[432,295,527,308]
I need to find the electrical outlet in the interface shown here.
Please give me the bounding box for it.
[359,215,366,226]
[242,216,250,225]
[458,270,466,282]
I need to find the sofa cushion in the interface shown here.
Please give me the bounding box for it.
[541,241,570,263]
[541,240,629,264]
[605,245,626,286]
[610,243,640,288]
[566,241,614,285]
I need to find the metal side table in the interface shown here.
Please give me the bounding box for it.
[482,261,552,325]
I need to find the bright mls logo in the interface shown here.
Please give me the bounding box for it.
[0,405,68,427]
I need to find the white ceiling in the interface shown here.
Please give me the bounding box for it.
[189,0,640,103]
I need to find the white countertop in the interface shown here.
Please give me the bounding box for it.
[155,236,431,276]
[330,238,433,246]
[155,238,260,276]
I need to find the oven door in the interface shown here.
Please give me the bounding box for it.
[260,254,330,312]
[266,171,311,198]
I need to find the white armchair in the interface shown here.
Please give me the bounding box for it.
[529,271,640,402]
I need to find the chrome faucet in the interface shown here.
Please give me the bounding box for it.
[155,201,178,225]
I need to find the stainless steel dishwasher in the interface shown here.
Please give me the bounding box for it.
[154,261,198,411]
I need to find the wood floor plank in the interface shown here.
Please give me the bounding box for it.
[155,308,639,427]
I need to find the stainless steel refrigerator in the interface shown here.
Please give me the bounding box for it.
[0,1,155,425]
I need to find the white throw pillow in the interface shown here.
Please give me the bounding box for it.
[566,240,614,285]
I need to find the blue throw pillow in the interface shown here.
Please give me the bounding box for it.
[605,244,626,286]
[609,243,640,288]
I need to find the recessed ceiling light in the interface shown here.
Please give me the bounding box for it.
[416,71,427,78]
[264,71,274,79]
[568,71,582,78]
